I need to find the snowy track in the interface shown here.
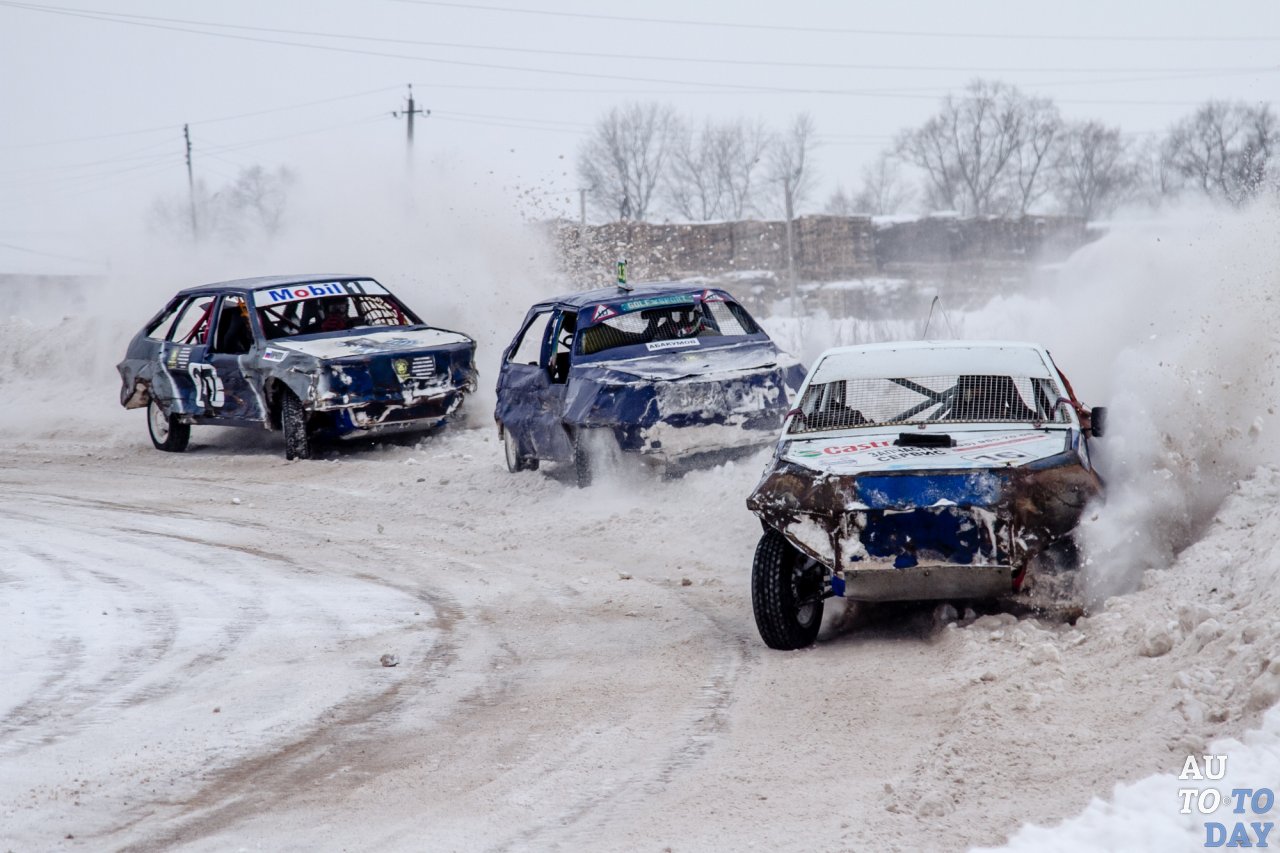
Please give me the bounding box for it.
[2,420,1265,852]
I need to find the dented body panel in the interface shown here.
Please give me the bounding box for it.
[747,340,1104,602]
[117,274,477,447]
[495,282,805,470]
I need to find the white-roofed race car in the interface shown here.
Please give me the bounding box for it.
[746,340,1106,650]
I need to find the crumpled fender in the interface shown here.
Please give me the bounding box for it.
[747,451,1102,568]
[562,370,657,430]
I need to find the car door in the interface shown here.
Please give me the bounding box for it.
[206,293,267,423]
[497,308,573,461]
[157,294,218,417]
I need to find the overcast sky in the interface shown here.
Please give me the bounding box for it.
[3,0,1279,271]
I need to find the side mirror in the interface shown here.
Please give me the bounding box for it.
[1090,406,1107,438]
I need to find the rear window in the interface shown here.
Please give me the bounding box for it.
[790,374,1068,434]
[579,300,759,356]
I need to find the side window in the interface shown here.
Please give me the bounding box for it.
[168,296,215,345]
[706,301,758,335]
[145,298,186,341]
[547,310,575,385]
[509,311,554,366]
[211,295,254,355]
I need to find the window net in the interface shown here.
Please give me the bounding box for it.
[788,374,1068,434]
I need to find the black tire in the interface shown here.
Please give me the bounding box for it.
[752,528,826,650]
[281,391,313,461]
[572,432,593,488]
[147,399,190,452]
[502,428,537,473]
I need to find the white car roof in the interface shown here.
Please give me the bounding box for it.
[807,340,1058,384]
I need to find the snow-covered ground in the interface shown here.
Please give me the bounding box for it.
[4,202,1280,851]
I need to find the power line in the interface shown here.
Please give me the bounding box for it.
[0,239,101,265]
[2,1,1276,92]
[0,85,399,151]
[389,0,1280,43]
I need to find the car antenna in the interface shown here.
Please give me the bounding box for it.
[920,294,956,339]
[615,258,633,292]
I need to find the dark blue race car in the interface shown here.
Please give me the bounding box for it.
[495,282,805,485]
[117,274,477,459]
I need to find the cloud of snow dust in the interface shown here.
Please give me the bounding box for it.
[936,203,1280,604]
[763,202,1280,606]
[0,156,562,432]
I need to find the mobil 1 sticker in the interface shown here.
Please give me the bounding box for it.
[253,280,389,306]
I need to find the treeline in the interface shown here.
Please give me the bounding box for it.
[577,79,1276,223]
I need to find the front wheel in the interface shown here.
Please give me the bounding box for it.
[147,399,190,452]
[752,528,826,650]
[281,391,313,460]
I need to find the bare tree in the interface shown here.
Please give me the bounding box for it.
[824,185,856,215]
[1163,100,1277,207]
[716,118,771,219]
[766,112,818,217]
[852,152,916,215]
[767,113,817,314]
[896,79,1036,216]
[664,117,771,221]
[665,118,721,221]
[148,164,295,244]
[225,165,295,237]
[1051,121,1138,220]
[1009,96,1061,214]
[577,102,677,222]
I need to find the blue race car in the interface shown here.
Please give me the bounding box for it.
[746,340,1107,649]
[117,275,477,459]
[495,282,805,485]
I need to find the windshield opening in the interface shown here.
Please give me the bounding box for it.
[578,299,758,356]
[789,374,1068,434]
[252,280,421,340]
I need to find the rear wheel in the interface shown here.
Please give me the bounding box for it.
[502,428,537,473]
[572,432,594,488]
[281,391,313,460]
[147,400,190,452]
[752,528,826,650]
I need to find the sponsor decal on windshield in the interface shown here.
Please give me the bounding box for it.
[253,280,389,306]
[592,304,617,322]
[619,294,696,312]
[701,289,725,302]
[646,339,701,352]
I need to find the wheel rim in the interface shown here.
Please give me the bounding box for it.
[791,557,825,627]
[795,602,818,627]
[504,432,520,470]
[149,402,170,442]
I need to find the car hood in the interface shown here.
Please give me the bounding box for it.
[583,341,796,382]
[273,328,472,360]
[783,429,1070,475]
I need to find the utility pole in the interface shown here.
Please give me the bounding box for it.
[578,187,589,227]
[183,124,198,241]
[392,84,429,167]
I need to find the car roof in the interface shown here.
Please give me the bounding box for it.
[532,281,731,311]
[175,274,373,296]
[808,340,1057,384]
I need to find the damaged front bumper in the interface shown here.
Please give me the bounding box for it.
[309,351,478,438]
[748,456,1101,601]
